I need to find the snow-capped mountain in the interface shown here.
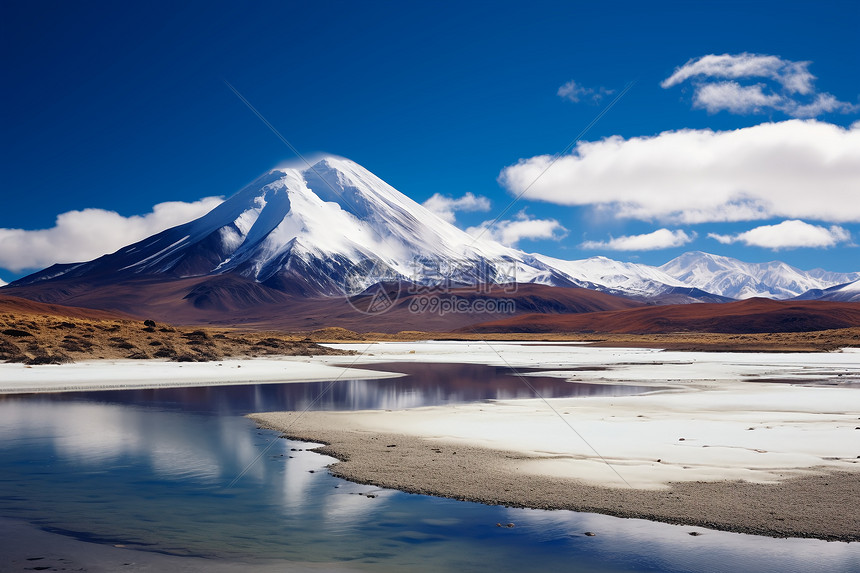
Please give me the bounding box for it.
[15,157,687,298]
[10,158,503,294]
[530,254,722,299]
[795,278,860,302]
[7,158,855,305]
[659,251,860,300]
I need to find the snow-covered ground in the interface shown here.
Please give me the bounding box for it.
[309,341,860,489]
[3,341,859,490]
[320,340,860,383]
[0,357,401,394]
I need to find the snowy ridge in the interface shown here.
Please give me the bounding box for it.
[531,254,688,297]
[9,158,562,295]
[659,251,860,300]
[196,157,544,292]
[12,157,700,298]
[795,278,860,302]
[7,157,858,303]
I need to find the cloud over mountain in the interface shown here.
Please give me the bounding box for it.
[580,229,696,251]
[422,192,491,223]
[0,197,223,272]
[499,119,860,224]
[467,210,566,246]
[708,220,852,250]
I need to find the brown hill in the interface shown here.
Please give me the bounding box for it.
[462,298,860,335]
[1,278,642,333]
[0,298,348,366]
[0,294,137,321]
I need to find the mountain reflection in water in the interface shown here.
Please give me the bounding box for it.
[0,362,857,571]
[1,362,649,416]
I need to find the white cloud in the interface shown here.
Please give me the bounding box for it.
[708,220,851,250]
[0,197,223,272]
[580,229,696,251]
[694,82,856,118]
[558,80,613,104]
[422,192,491,224]
[693,82,784,114]
[663,53,857,118]
[662,53,815,94]
[788,93,857,118]
[499,120,860,224]
[466,211,567,247]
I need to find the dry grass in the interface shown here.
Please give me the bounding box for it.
[3,307,858,365]
[0,313,350,364]
[318,327,860,352]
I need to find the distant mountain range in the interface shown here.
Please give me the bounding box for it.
[658,251,859,300]
[794,278,860,302]
[7,157,723,302]
[2,157,858,333]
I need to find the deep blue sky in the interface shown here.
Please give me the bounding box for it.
[2,0,859,282]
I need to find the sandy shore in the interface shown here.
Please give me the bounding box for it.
[252,410,860,542]
[252,342,860,541]
[4,339,859,541]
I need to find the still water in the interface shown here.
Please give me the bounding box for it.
[0,363,857,572]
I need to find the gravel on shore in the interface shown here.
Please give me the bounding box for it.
[251,411,860,542]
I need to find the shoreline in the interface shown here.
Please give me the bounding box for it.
[0,357,401,395]
[248,342,860,544]
[251,412,860,542]
[4,339,859,541]
[2,301,859,367]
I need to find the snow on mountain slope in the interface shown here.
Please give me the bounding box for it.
[795,278,860,302]
[210,157,522,288]
[9,158,589,296]
[805,268,860,286]
[660,251,860,300]
[531,254,688,297]
[12,158,850,304]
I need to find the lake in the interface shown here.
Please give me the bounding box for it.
[0,362,857,572]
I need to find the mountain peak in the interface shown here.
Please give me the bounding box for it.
[9,158,529,295]
[661,251,859,299]
[7,158,857,305]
